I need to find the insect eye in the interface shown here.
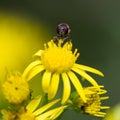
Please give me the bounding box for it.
[57,23,70,35]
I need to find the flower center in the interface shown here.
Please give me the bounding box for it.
[2,72,30,104]
[41,40,79,73]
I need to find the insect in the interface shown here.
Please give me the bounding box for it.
[53,23,71,43]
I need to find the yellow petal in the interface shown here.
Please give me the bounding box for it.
[63,42,72,50]
[42,70,52,93]
[74,63,104,77]
[33,99,60,116]
[46,106,67,119]
[61,72,71,104]
[94,112,106,117]
[26,95,42,113]
[67,71,86,102]
[22,60,41,79]
[26,65,45,81]
[100,97,109,101]
[72,67,100,89]
[35,106,66,120]
[48,73,60,100]
[101,106,110,109]
[34,50,43,57]
[98,89,107,94]
[48,40,57,48]
[94,114,105,117]
[97,112,106,115]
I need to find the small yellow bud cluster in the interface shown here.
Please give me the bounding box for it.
[2,72,30,104]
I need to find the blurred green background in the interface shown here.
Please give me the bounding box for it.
[0,0,120,120]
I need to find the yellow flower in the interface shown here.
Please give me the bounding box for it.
[2,72,30,104]
[23,40,104,103]
[1,95,67,120]
[69,86,110,117]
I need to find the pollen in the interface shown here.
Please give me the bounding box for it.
[2,72,30,104]
[41,40,79,73]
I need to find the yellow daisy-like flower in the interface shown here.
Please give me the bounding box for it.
[23,39,104,103]
[1,96,67,120]
[69,86,110,117]
[2,72,30,104]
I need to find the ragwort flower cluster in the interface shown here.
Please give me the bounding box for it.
[1,95,66,120]
[0,23,109,119]
[1,72,66,120]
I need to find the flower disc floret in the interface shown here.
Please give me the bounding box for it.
[41,40,79,73]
